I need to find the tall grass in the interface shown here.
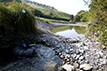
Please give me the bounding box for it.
[0,2,38,36]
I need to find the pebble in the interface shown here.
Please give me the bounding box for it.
[76,55,80,60]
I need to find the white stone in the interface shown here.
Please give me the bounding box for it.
[60,55,64,59]
[79,56,84,60]
[70,49,74,52]
[95,42,99,45]
[65,54,70,58]
[99,51,103,56]
[73,54,77,58]
[102,45,106,49]
[80,64,93,71]
[83,46,88,50]
[76,55,80,59]
[62,64,74,71]
[79,49,84,53]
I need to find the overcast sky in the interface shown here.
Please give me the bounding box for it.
[30,0,89,15]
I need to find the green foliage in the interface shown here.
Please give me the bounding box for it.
[74,10,88,22]
[85,0,107,46]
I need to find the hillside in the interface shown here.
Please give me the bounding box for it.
[27,3,70,21]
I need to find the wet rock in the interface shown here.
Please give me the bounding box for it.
[80,64,93,71]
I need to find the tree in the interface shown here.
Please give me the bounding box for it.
[74,10,88,22]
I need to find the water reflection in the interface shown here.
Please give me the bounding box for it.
[49,26,86,38]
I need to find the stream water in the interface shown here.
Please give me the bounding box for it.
[49,26,86,38]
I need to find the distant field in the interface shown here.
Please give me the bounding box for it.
[28,3,70,21]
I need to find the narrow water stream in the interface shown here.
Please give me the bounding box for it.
[49,26,86,38]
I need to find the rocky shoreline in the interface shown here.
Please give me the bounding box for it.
[0,20,107,71]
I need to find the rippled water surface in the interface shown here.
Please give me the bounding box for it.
[50,26,86,38]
